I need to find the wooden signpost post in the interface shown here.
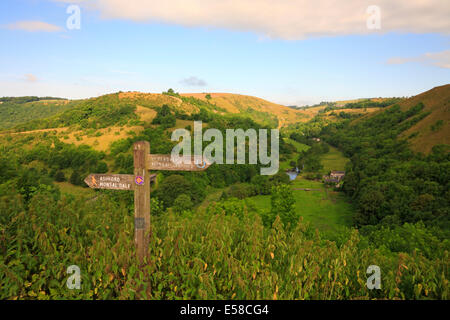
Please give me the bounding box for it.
[84,141,211,263]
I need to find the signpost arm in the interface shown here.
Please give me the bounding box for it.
[133,141,151,263]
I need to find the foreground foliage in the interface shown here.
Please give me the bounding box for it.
[0,191,447,300]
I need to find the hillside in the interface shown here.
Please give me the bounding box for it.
[2,92,396,137]
[0,91,318,153]
[180,92,307,127]
[3,87,447,155]
[350,85,450,154]
[397,84,450,153]
[115,91,308,127]
[320,84,450,240]
[0,97,74,130]
[1,91,312,134]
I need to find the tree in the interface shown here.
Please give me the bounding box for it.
[173,194,193,214]
[154,175,191,208]
[16,168,59,202]
[304,156,323,172]
[152,104,176,128]
[251,175,271,195]
[269,171,290,186]
[159,104,171,117]
[96,161,108,174]
[69,170,83,186]
[267,184,297,230]
[225,183,254,199]
[54,170,66,182]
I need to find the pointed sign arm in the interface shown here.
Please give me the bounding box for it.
[147,154,212,171]
[84,173,157,190]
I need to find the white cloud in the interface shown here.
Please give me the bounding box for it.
[53,0,450,40]
[387,50,450,69]
[180,76,207,87]
[24,74,38,82]
[7,20,63,32]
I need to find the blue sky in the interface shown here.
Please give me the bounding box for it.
[0,0,449,105]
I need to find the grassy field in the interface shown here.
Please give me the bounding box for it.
[280,140,348,173]
[320,145,349,173]
[247,178,354,232]
[286,138,310,153]
[135,105,157,122]
[62,126,143,151]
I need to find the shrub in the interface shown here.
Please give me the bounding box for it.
[225,183,255,199]
[96,161,108,174]
[54,170,66,182]
[154,175,191,208]
[266,184,297,230]
[173,194,193,214]
[69,170,84,186]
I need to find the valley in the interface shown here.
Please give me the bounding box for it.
[0,85,449,300]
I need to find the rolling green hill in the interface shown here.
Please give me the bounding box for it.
[2,90,396,138]
[398,84,450,153]
[0,91,322,154]
[0,97,75,130]
[353,84,450,153]
[1,91,304,134]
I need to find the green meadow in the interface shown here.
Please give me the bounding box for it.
[320,145,349,172]
[247,178,354,232]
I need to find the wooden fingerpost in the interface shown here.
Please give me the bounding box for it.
[85,140,211,265]
[133,141,151,264]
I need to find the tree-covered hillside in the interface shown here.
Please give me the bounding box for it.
[0,97,74,130]
[321,86,450,253]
